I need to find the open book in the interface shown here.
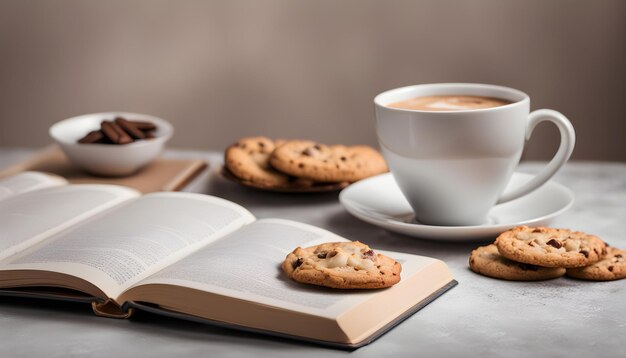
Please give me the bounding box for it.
[0,171,456,349]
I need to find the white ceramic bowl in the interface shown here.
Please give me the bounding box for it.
[49,112,174,176]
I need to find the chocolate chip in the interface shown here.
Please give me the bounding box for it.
[327,250,338,258]
[608,266,614,272]
[314,144,322,150]
[363,249,375,258]
[340,156,347,161]
[293,258,303,269]
[298,163,305,168]
[518,263,539,271]
[258,141,265,147]
[528,242,535,247]
[580,250,590,258]
[615,254,623,258]
[317,252,327,259]
[302,147,317,156]
[532,228,542,233]
[546,239,562,249]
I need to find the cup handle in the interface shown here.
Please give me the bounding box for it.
[497,109,575,204]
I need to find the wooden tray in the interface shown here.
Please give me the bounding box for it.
[0,146,208,193]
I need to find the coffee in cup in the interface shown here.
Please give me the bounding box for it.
[374,83,575,226]
[388,95,512,111]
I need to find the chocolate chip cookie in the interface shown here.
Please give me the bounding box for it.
[282,241,401,289]
[469,244,566,281]
[495,226,607,268]
[224,137,293,187]
[269,140,388,183]
[566,246,626,281]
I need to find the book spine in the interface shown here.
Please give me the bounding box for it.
[91,299,134,319]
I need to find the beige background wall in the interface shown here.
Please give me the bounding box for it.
[0,0,624,161]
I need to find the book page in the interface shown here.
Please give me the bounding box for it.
[0,184,139,261]
[0,193,255,299]
[0,171,67,201]
[131,219,431,317]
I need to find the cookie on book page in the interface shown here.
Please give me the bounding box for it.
[224,136,293,187]
[269,140,388,183]
[566,246,626,281]
[495,226,607,268]
[469,244,565,281]
[282,241,401,289]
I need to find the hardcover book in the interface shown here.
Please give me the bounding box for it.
[0,171,456,349]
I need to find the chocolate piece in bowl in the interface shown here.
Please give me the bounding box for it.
[127,120,157,131]
[101,120,133,145]
[77,116,158,145]
[115,117,146,139]
[77,130,105,144]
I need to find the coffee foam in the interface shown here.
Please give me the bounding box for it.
[388,95,512,111]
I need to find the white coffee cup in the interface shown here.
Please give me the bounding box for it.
[374,83,575,226]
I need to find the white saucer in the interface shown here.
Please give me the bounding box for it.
[339,172,574,241]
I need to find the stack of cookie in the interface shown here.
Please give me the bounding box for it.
[469,226,625,281]
[224,137,388,192]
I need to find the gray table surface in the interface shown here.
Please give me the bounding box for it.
[0,148,624,358]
